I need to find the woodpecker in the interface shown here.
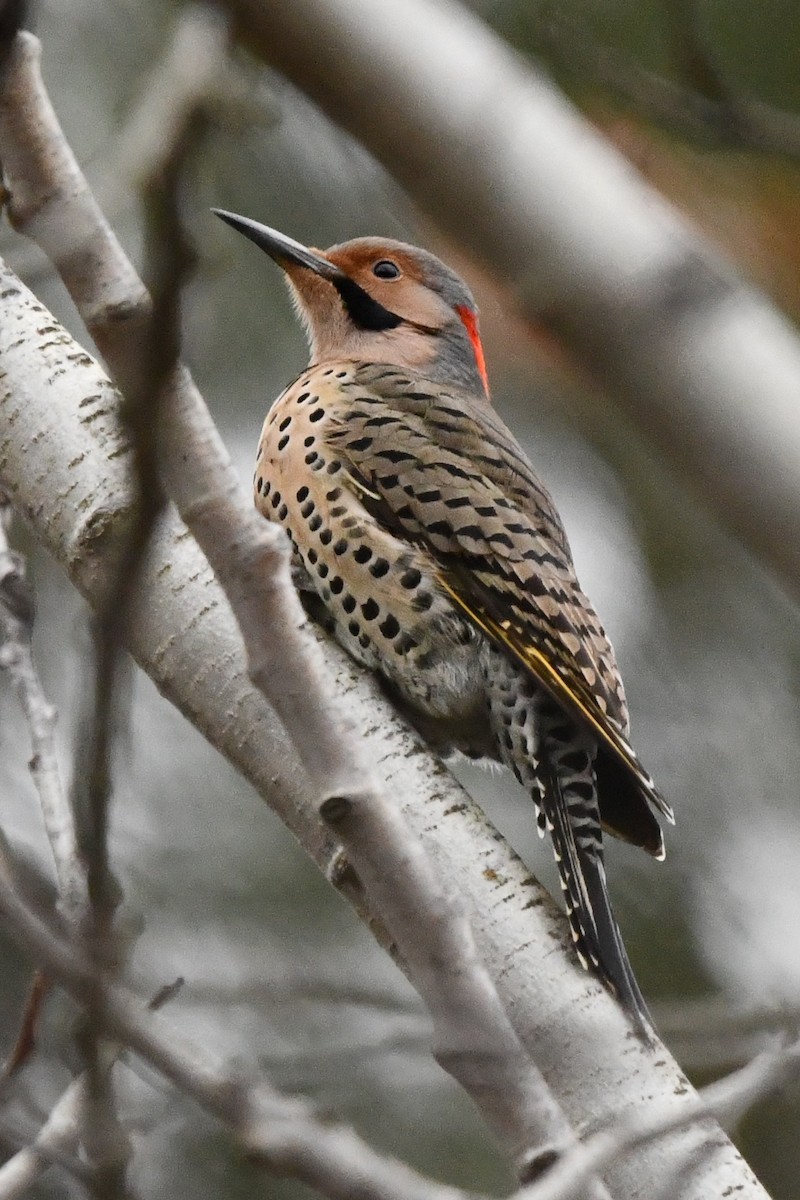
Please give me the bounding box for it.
[214,208,674,1033]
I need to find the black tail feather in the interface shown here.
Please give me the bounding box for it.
[542,739,654,1039]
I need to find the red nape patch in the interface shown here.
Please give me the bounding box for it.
[456,305,489,395]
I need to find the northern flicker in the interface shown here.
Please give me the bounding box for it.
[214,209,674,1032]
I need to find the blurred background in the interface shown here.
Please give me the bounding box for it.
[2,0,800,1195]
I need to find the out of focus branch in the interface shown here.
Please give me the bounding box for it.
[655,995,800,1072]
[227,0,800,601]
[537,6,800,160]
[0,1076,88,1200]
[0,495,85,922]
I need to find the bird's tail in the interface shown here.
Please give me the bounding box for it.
[538,713,653,1037]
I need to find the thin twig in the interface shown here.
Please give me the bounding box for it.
[1,970,49,1078]
[0,492,85,921]
[0,1075,88,1200]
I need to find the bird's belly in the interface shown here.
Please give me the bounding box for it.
[254,382,490,752]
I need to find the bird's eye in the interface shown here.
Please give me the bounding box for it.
[372,260,401,280]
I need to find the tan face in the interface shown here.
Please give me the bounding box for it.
[282,243,458,371]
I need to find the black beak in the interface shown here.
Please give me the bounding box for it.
[212,208,404,333]
[212,209,345,280]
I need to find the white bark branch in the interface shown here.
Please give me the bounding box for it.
[228,0,800,600]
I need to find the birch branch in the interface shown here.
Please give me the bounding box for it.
[0,26,590,1187]
[0,26,772,1200]
[227,0,800,600]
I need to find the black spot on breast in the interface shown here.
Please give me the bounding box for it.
[305,451,319,465]
[326,461,342,475]
[271,491,281,509]
[277,435,289,452]
[307,548,318,564]
[326,487,342,502]
[317,562,329,578]
[330,576,344,594]
[262,480,271,496]
[353,545,372,564]
[361,598,379,621]
[300,499,315,518]
[309,408,324,423]
[308,514,322,532]
[304,435,315,448]
[342,595,356,614]
[400,568,421,589]
[279,416,291,432]
[278,504,288,520]
[296,486,309,502]
[330,506,346,518]
[256,476,263,493]
[370,557,389,578]
[333,539,348,556]
[319,529,332,546]
[379,614,400,639]
[348,619,360,636]
[412,591,434,612]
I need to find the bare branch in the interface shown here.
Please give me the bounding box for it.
[0,494,85,920]
[0,1075,87,1200]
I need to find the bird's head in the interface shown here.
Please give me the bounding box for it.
[213,210,490,399]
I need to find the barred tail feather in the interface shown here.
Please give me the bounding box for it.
[542,752,653,1038]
